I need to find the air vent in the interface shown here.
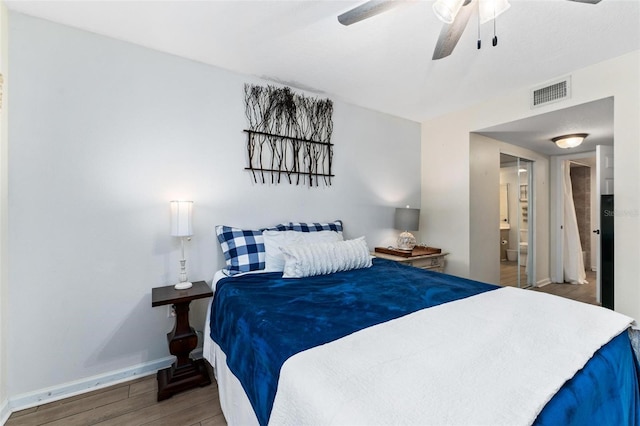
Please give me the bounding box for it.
[530,77,571,108]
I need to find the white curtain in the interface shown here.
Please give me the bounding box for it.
[563,162,587,284]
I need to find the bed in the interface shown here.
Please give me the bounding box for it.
[205,224,640,425]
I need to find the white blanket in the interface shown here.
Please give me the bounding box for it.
[270,287,632,425]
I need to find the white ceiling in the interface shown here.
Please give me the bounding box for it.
[477,97,614,156]
[5,0,640,154]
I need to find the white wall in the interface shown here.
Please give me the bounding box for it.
[422,51,640,321]
[469,135,500,284]
[0,2,9,422]
[469,135,549,285]
[420,109,474,275]
[587,157,597,270]
[500,164,520,249]
[7,12,421,401]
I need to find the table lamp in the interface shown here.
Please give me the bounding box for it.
[170,200,193,290]
[394,206,420,251]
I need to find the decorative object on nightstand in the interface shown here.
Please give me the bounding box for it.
[394,206,420,250]
[152,281,213,401]
[170,200,193,290]
[374,246,448,272]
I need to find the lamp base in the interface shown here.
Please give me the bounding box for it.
[174,281,193,290]
[397,231,417,251]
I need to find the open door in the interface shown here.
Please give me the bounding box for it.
[596,145,614,309]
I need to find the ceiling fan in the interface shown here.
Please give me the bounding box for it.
[338,0,603,60]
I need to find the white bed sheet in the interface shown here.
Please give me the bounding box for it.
[203,270,260,425]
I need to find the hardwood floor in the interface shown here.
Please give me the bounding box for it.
[501,260,599,305]
[531,269,598,305]
[6,366,227,426]
[499,260,529,287]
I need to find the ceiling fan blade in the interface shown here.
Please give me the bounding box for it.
[432,0,476,60]
[338,0,402,26]
[566,0,602,3]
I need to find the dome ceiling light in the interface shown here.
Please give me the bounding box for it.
[551,133,589,149]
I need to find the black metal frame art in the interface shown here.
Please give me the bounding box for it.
[244,84,334,186]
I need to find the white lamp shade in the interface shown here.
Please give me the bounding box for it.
[479,0,511,24]
[433,0,465,24]
[170,200,193,237]
[394,207,420,232]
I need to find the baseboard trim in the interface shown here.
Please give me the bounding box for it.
[8,356,174,414]
[535,278,552,287]
[1,398,10,426]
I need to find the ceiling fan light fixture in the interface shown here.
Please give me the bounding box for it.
[433,0,465,24]
[478,0,511,24]
[551,133,589,149]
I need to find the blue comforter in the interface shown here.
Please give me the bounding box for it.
[209,258,640,425]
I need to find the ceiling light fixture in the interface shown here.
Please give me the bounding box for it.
[433,0,465,24]
[478,0,511,24]
[551,133,588,149]
[434,0,510,25]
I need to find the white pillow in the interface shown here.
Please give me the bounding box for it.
[281,237,372,278]
[263,230,343,272]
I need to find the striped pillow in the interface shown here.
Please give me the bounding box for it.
[281,237,371,278]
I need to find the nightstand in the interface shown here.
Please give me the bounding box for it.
[151,281,213,401]
[373,249,449,272]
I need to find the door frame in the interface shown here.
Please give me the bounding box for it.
[550,151,598,298]
[596,145,614,308]
[499,153,536,288]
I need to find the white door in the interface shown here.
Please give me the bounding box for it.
[595,145,614,303]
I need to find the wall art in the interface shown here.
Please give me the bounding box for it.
[244,84,334,186]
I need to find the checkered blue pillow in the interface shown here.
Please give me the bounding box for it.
[288,220,343,233]
[216,224,288,276]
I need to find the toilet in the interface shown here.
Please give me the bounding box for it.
[519,242,528,266]
[519,229,528,267]
[506,229,528,266]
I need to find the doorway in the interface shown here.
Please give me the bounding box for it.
[499,154,534,288]
[568,161,593,276]
[474,97,614,305]
[550,146,613,307]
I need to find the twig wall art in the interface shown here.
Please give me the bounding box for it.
[244,84,334,186]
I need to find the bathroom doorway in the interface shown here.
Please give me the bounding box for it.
[550,147,610,307]
[500,154,534,288]
[569,161,593,279]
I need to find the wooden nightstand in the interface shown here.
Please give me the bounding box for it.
[152,281,213,401]
[373,249,449,272]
